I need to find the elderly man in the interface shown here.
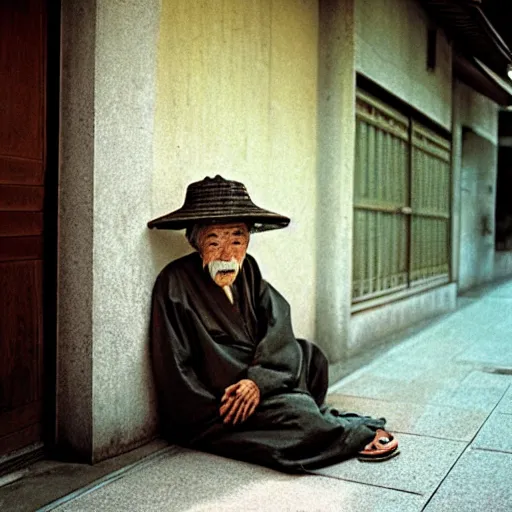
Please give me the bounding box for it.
[148,175,398,472]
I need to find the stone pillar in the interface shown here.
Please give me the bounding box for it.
[451,80,463,286]
[57,0,161,463]
[57,0,97,462]
[316,0,356,381]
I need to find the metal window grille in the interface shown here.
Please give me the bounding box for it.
[352,91,451,304]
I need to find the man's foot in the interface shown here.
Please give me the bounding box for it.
[357,429,399,462]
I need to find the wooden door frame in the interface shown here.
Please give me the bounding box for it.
[42,0,60,459]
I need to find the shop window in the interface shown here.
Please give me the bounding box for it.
[352,90,451,304]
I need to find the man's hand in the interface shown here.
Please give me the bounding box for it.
[220,379,260,425]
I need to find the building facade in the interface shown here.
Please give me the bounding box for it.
[1,0,511,466]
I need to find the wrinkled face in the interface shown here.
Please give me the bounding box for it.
[197,223,250,287]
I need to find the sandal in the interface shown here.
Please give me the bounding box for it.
[358,429,400,462]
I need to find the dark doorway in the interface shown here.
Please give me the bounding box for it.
[495,111,512,251]
[0,0,57,466]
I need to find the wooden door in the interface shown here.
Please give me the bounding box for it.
[0,0,47,458]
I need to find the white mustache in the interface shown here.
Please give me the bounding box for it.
[208,259,240,279]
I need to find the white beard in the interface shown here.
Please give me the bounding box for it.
[207,258,240,281]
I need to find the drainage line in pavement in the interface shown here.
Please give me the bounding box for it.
[420,383,511,511]
[470,446,512,455]
[388,430,468,443]
[37,446,180,511]
[306,470,424,497]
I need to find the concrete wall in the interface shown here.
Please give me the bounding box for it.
[453,81,499,293]
[355,0,452,130]
[91,0,161,460]
[152,0,319,340]
[58,0,319,461]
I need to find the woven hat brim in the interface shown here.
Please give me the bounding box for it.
[147,207,290,232]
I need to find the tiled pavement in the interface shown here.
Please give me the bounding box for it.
[327,280,512,512]
[3,280,512,511]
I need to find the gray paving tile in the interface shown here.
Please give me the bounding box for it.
[361,358,429,380]
[0,440,171,512]
[460,370,510,389]
[386,315,487,354]
[472,412,512,453]
[497,387,512,414]
[412,318,493,347]
[388,339,471,367]
[487,281,512,297]
[433,371,510,412]
[455,328,512,367]
[184,475,426,512]
[313,433,466,496]
[424,450,512,512]
[334,364,472,407]
[56,450,426,512]
[457,350,512,369]
[327,394,487,441]
[472,309,512,330]
[456,299,512,330]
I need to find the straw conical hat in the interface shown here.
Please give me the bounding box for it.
[147,175,290,232]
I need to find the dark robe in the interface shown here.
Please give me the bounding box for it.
[150,252,386,473]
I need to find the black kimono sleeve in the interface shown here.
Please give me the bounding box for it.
[150,275,219,442]
[246,281,303,398]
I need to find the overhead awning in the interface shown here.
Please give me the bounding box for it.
[454,54,512,106]
[421,0,512,79]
